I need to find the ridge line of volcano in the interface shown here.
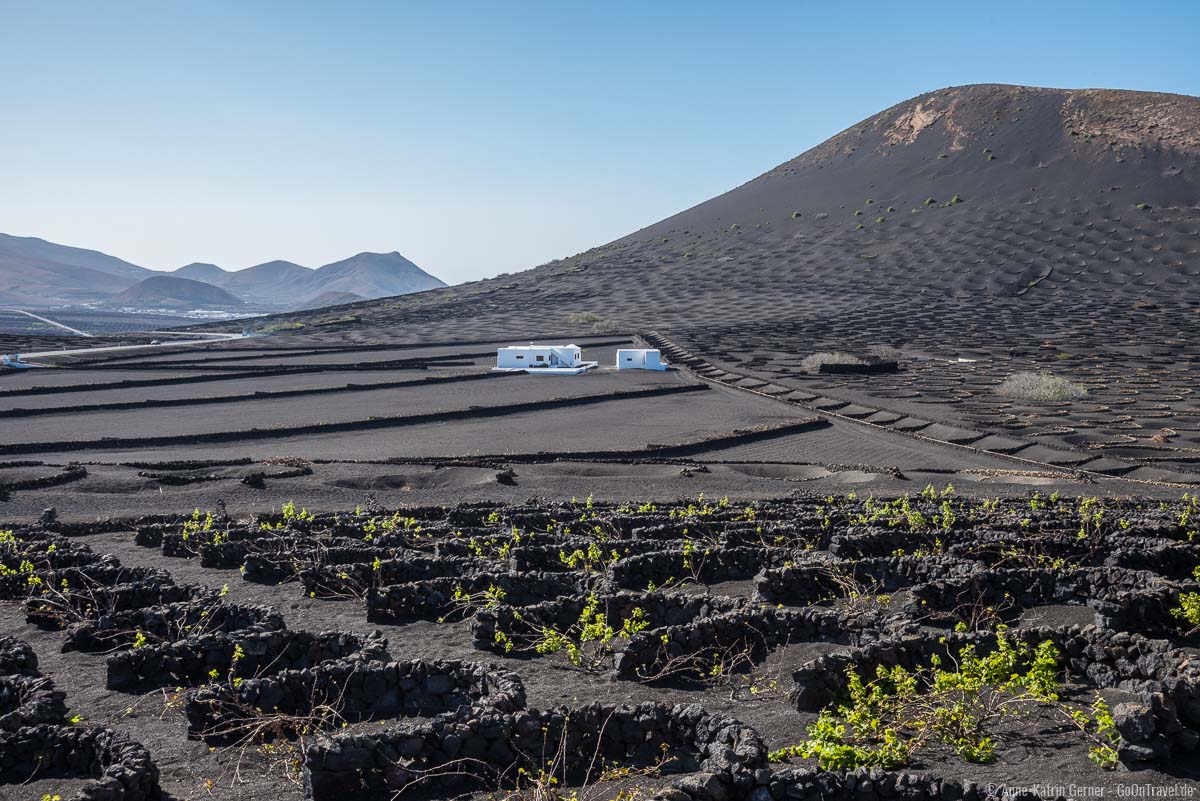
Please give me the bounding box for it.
[0,384,710,456]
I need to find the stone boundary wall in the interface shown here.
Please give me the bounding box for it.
[2,561,168,601]
[64,600,284,653]
[0,673,67,731]
[0,635,40,676]
[618,606,894,681]
[903,566,1186,635]
[107,629,386,691]
[608,547,777,591]
[25,580,212,630]
[0,724,161,801]
[299,555,477,597]
[472,591,747,656]
[503,539,667,573]
[828,527,944,559]
[754,555,973,606]
[366,571,582,624]
[749,767,1039,801]
[188,659,525,742]
[302,701,765,801]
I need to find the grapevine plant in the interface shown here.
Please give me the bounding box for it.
[770,628,1120,770]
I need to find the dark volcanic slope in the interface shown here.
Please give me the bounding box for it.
[265,84,1199,337]
[289,290,366,311]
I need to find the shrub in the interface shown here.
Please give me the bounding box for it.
[315,315,359,326]
[801,352,864,373]
[996,371,1088,402]
[866,344,901,360]
[590,319,620,334]
[1171,566,1200,633]
[1174,591,1200,630]
[565,311,603,325]
[259,321,305,333]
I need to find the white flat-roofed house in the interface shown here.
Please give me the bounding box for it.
[494,344,597,374]
[615,348,669,371]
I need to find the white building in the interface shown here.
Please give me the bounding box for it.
[616,348,669,371]
[494,344,597,374]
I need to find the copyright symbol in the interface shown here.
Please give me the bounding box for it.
[985,784,1000,798]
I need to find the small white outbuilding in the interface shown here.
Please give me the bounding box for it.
[616,348,669,371]
[1,354,35,369]
[494,344,598,374]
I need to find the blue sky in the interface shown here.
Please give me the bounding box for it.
[2,1,1197,284]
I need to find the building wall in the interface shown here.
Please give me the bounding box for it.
[497,346,582,369]
[617,349,666,370]
[617,349,647,369]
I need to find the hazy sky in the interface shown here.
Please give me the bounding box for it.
[3,1,1197,284]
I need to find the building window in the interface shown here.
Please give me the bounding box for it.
[536,355,544,361]
[515,355,523,359]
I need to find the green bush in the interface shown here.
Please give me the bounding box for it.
[770,630,1118,770]
[1171,566,1200,631]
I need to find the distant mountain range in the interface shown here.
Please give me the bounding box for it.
[0,232,446,312]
